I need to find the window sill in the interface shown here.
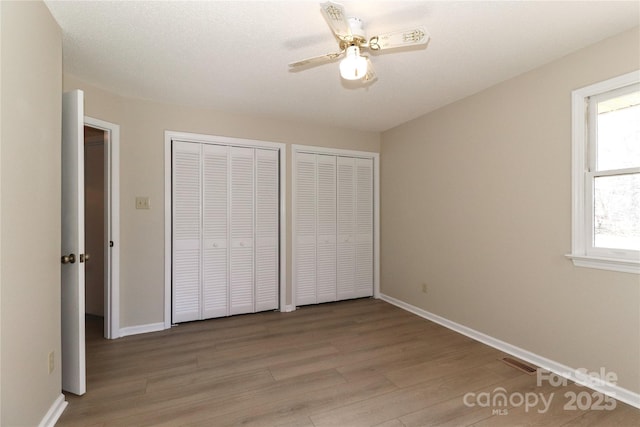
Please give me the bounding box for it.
[565,254,640,275]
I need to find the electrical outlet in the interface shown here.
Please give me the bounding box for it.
[48,351,54,374]
[421,283,428,294]
[135,196,151,210]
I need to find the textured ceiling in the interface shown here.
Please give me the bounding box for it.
[45,1,640,132]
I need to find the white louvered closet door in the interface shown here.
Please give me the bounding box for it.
[294,151,374,307]
[336,156,356,300]
[202,144,229,318]
[229,147,255,315]
[295,153,317,305]
[316,155,337,303]
[355,157,374,298]
[172,141,202,323]
[173,140,280,323]
[255,149,279,312]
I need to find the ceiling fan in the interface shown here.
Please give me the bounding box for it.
[289,1,429,83]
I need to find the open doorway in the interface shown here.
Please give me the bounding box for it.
[84,126,106,336]
[84,117,120,339]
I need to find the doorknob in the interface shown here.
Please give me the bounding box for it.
[61,253,76,264]
[79,253,91,263]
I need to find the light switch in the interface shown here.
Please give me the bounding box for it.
[135,196,150,210]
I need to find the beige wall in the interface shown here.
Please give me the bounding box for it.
[63,74,380,327]
[1,1,62,425]
[380,28,640,393]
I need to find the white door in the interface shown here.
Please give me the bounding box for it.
[294,151,374,306]
[316,155,337,303]
[229,147,255,315]
[255,149,280,311]
[202,144,229,319]
[337,156,356,300]
[172,141,202,323]
[294,153,318,305]
[171,141,280,321]
[61,90,86,395]
[355,157,374,298]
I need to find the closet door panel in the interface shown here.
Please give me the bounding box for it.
[255,149,279,312]
[337,156,356,300]
[293,150,375,307]
[172,141,202,323]
[295,153,317,305]
[355,157,374,297]
[316,155,337,303]
[202,144,229,318]
[229,147,255,315]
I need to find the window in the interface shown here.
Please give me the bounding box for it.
[568,71,640,274]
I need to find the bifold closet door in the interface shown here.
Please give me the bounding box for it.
[337,156,373,299]
[336,156,355,300]
[255,149,279,311]
[172,141,202,323]
[295,153,317,305]
[295,152,374,307]
[316,155,337,303]
[229,147,255,315]
[354,157,374,297]
[202,144,229,319]
[173,141,280,322]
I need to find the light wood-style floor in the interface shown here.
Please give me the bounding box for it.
[58,299,640,426]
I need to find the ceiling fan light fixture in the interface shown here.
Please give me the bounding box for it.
[289,2,429,84]
[339,45,368,80]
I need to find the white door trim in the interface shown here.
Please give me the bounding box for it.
[84,116,120,339]
[164,130,287,328]
[291,144,380,308]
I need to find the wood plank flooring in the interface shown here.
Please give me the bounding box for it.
[58,299,640,426]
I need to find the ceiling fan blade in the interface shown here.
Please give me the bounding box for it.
[320,1,351,40]
[363,58,377,82]
[369,26,429,50]
[288,51,344,69]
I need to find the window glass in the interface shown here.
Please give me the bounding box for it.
[596,89,640,171]
[593,173,640,251]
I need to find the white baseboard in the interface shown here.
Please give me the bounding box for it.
[119,322,166,337]
[38,393,67,427]
[281,304,296,313]
[379,293,640,409]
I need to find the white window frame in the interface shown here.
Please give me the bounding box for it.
[566,70,640,274]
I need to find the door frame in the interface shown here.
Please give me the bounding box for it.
[291,144,380,308]
[163,130,287,328]
[84,116,120,339]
